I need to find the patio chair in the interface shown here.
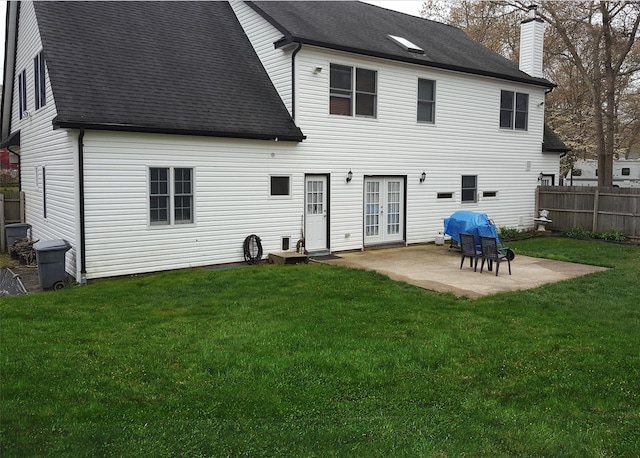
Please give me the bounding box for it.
[459,232,481,272]
[479,236,511,276]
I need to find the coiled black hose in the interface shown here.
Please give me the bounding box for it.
[243,234,263,265]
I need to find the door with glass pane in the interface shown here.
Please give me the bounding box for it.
[305,175,328,252]
[364,177,404,245]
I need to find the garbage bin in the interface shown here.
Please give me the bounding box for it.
[34,239,71,290]
[5,223,32,255]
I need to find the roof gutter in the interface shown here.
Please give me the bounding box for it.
[52,121,307,142]
[52,120,305,142]
[274,36,556,90]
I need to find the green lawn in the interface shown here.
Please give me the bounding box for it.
[1,238,639,457]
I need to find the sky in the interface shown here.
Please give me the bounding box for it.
[0,1,424,77]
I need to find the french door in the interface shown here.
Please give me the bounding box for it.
[364,177,405,245]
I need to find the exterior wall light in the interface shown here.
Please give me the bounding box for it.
[420,171,426,183]
[346,170,353,183]
[538,172,544,182]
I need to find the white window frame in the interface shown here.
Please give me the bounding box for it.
[500,90,528,131]
[149,167,194,226]
[417,78,435,123]
[482,190,499,200]
[269,175,292,199]
[461,175,478,203]
[329,63,377,118]
[18,69,27,119]
[34,51,46,110]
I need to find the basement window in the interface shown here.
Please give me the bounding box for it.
[621,167,630,176]
[270,176,291,197]
[482,191,498,199]
[437,192,454,200]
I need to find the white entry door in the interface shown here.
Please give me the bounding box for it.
[364,177,404,245]
[305,175,328,252]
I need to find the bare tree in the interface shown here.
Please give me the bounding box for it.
[422,1,640,187]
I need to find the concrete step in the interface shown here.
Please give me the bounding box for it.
[268,252,308,265]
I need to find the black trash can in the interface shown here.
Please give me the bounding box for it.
[5,223,32,255]
[34,239,71,290]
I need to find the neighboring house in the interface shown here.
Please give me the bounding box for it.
[0,1,564,282]
[566,158,640,188]
[0,149,18,173]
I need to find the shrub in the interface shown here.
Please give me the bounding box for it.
[0,170,19,188]
[598,229,627,242]
[563,227,595,239]
[498,227,522,240]
[563,227,627,242]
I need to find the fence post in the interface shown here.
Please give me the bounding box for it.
[20,191,25,223]
[1,193,5,253]
[592,189,600,232]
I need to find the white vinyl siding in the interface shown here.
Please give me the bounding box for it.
[292,46,554,250]
[230,1,293,114]
[12,1,78,278]
[81,131,306,279]
[15,3,559,280]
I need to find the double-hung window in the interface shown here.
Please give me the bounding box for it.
[330,64,377,117]
[461,175,477,203]
[150,167,193,225]
[500,90,528,130]
[417,78,435,123]
[18,69,27,119]
[34,51,46,110]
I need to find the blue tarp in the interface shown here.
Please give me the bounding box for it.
[443,210,500,246]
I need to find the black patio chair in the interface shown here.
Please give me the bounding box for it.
[459,232,481,272]
[480,235,511,276]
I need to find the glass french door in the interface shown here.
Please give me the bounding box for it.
[364,177,404,244]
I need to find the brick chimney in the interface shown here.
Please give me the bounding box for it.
[519,4,545,78]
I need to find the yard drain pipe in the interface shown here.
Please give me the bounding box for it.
[78,129,87,284]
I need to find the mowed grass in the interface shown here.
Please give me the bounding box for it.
[1,238,639,457]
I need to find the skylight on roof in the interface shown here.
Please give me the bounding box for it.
[387,34,424,54]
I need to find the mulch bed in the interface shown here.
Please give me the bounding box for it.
[11,265,41,293]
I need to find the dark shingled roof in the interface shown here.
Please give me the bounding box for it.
[248,1,555,89]
[543,125,570,153]
[33,1,305,141]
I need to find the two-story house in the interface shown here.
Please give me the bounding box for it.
[1,1,561,282]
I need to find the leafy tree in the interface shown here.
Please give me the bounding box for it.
[421,1,640,187]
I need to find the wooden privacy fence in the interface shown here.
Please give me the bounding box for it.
[1,191,26,252]
[536,186,640,237]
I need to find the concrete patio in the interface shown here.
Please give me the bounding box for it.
[316,244,607,298]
